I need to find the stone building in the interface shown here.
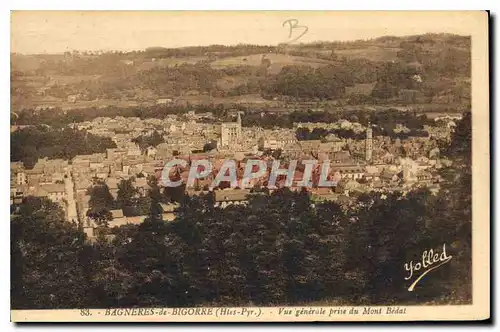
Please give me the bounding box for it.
[365,125,373,163]
[220,112,242,148]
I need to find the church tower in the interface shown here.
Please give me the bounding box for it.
[237,111,242,128]
[220,112,242,148]
[365,124,373,163]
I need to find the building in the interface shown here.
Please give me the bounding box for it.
[67,94,79,103]
[220,112,242,148]
[11,162,26,186]
[38,183,66,204]
[109,209,126,226]
[416,170,433,184]
[159,203,179,221]
[365,125,373,163]
[331,165,366,181]
[157,98,173,105]
[399,89,424,104]
[335,178,361,195]
[214,188,251,208]
[146,146,157,158]
[380,169,401,184]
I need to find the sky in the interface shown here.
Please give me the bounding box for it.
[10,11,482,54]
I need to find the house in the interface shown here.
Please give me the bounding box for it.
[429,147,440,159]
[382,151,395,164]
[159,203,179,221]
[412,74,423,83]
[106,177,120,199]
[335,178,360,195]
[416,170,433,184]
[127,144,142,156]
[67,94,79,103]
[330,151,355,164]
[336,194,354,207]
[72,155,91,168]
[214,189,252,208]
[134,177,151,196]
[11,162,26,186]
[258,137,281,151]
[299,140,322,154]
[345,83,376,96]
[10,185,27,205]
[156,98,173,105]
[331,165,365,180]
[75,178,93,194]
[407,61,424,73]
[146,146,157,158]
[123,215,148,225]
[380,169,401,183]
[89,154,105,170]
[319,141,344,154]
[120,60,134,66]
[82,219,95,239]
[109,209,127,226]
[106,148,129,160]
[39,183,66,203]
[310,187,338,202]
[399,89,423,104]
[94,167,109,180]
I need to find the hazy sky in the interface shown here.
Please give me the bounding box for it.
[11,11,481,54]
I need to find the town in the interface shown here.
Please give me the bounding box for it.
[10,109,460,239]
[10,11,479,313]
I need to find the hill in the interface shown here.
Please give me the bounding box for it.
[11,33,471,112]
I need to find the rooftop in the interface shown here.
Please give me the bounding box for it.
[214,189,252,202]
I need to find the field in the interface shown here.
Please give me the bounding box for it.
[345,83,377,96]
[210,53,334,69]
[334,46,401,62]
[138,56,208,70]
[216,75,251,90]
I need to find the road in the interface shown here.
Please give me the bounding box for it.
[64,167,78,223]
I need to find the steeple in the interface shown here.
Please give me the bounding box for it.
[236,111,242,127]
[365,123,373,164]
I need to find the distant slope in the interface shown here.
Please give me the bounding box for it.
[334,46,401,62]
[210,53,335,69]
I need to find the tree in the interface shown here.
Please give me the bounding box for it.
[87,182,115,212]
[446,112,471,164]
[296,127,311,141]
[433,111,472,302]
[203,141,217,152]
[87,209,113,228]
[132,130,165,151]
[117,178,139,209]
[163,184,186,203]
[11,126,117,168]
[11,197,90,309]
[344,191,433,304]
[371,80,398,99]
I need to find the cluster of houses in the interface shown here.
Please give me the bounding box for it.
[11,112,457,239]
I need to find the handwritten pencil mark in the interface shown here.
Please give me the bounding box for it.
[282,19,308,44]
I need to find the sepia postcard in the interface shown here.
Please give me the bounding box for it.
[10,10,489,322]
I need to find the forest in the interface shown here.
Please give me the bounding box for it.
[10,126,117,168]
[11,113,472,308]
[11,33,471,111]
